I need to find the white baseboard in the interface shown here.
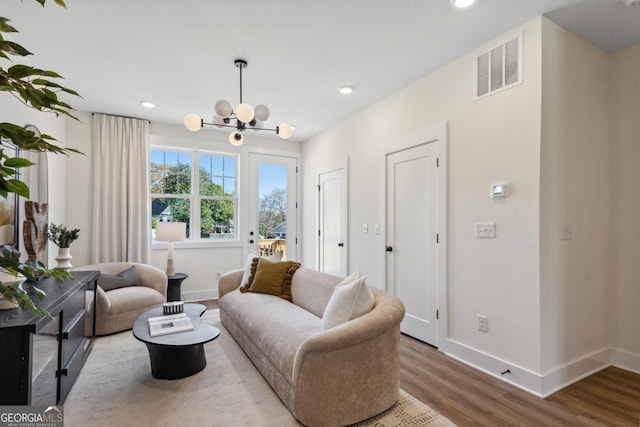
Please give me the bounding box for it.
[182,288,218,302]
[610,347,640,374]
[540,348,609,396]
[445,339,615,397]
[445,339,544,396]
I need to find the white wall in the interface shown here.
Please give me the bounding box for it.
[302,18,544,377]
[610,43,640,372]
[539,18,611,391]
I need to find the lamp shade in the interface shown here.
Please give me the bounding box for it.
[277,122,293,139]
[184,113,202,131]
[235,103,254,123]
[215,100,233,117]
[229,131,244,146]
[156,222,186,242]
[254,104,270,121]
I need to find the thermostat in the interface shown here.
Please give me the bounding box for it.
[491,183,509,198]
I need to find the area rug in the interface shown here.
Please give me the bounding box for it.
[63,310,454,427]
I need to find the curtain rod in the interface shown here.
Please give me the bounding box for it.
[92,112,151,123]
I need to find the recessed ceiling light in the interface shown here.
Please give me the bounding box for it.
[451,0,476,8]
[141,100,155,108]
[338,86,353,95]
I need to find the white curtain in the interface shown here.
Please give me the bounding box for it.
[91,114,151,263]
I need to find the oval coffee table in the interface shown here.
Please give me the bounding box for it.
[133,303,220,379]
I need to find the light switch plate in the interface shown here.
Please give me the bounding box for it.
[475,222,496,238]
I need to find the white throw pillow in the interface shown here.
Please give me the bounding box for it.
[321,272,375,331]
[240,251,283,288]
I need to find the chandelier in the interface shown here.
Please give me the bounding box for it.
[184,59,293,146]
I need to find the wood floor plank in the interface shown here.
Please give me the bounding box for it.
[399,334,640,426]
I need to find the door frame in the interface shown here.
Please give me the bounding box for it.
[379,122,448,352]
[315,158,349,275]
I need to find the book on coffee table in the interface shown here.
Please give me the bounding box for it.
[148,313,194,337]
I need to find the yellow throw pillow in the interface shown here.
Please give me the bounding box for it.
[240,258,301,301]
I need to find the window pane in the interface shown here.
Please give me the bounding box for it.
[151,198,191,238]
[150,149,192,195]
[200,200,236,239]
[258,164,287,239]
[199,154,236,197]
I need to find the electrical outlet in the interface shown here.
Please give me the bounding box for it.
[477,315,488,332]
[374,223,381,234]
[559,223,573,240]
[475,223,496,238]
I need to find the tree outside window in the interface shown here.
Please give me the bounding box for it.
[150,149,237,240]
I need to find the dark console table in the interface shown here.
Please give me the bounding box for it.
[0,271,98,405]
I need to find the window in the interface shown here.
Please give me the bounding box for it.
[150,148,237,241]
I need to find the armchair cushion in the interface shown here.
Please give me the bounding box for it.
[73,262,167,336]
[97,265,141,292]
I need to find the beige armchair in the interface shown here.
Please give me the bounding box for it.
[73,262,167,336]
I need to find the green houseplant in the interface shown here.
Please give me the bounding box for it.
[0,0,82,314]
[48,223,80,248]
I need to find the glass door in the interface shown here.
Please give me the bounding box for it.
[248,153,298,261]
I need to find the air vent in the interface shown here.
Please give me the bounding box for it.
[474,32,523,100]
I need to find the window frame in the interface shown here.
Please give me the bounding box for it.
[150,146,240,247]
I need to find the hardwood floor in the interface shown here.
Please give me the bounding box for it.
[400,334,640,426]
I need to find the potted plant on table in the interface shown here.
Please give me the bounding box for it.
[48,223,80,271]
[0,0,83,315]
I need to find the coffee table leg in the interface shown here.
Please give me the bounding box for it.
[145,343,207,379]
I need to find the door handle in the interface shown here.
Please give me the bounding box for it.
[385,246,393,252]
[338,242,344,247]
[249,240,254,244]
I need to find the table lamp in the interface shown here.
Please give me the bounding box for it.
[156,222,186,276]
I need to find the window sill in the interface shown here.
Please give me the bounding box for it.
[152,240,243,250]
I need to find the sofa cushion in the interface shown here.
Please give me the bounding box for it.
[97,266,141,292]
[321,272,375,330]
[221,289,320,383]
[241,258,301,301]
[240,251,283,288]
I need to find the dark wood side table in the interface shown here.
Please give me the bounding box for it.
[167,273,188,302]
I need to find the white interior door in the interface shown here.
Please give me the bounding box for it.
[248,153,298,261]
[386,142,439,346]
[318,168,347,277]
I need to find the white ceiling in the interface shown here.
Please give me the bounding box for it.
[4,0,640,142]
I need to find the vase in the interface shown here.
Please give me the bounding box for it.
[55,247,73,271]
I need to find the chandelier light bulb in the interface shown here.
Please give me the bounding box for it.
[277,122,293,139]
[451,0,475,8]
[229,131,244,146]
[212,115,228,128]
[215,100,233,118]
[252,120,264,131]
[184,113,203,131]
[236,103,254,123]
[254,104,270,121]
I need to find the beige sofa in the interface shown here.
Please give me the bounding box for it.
[74,262,167,336]
[219,267,405,427]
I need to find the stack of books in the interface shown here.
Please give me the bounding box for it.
[148,313,194,337]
